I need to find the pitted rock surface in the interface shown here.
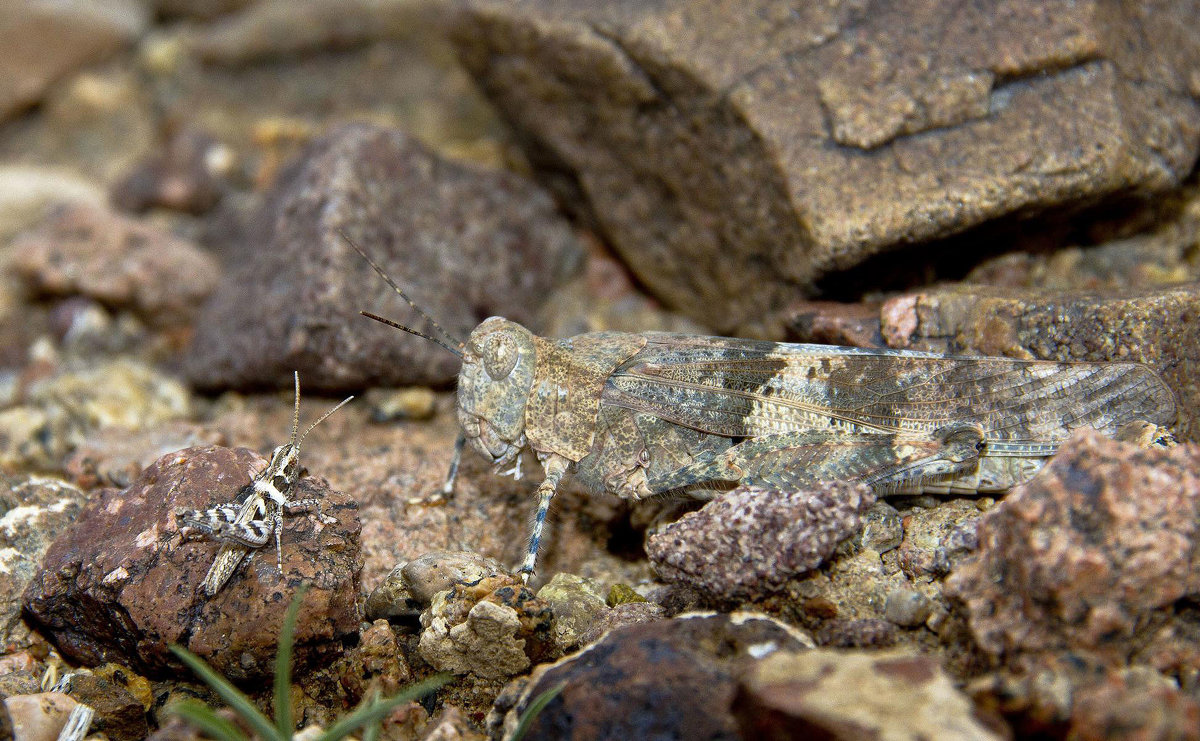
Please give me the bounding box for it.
[880,284,1200,441]
[418,575,553,679]
[22,445,361,680]
[492,611,814,740]
[646,481,875,601]
[947,429,1200,665]
[448,0,1200,331]
[185,122,582,391]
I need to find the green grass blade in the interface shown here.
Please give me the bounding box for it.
[168,699,250,741]
[510,681,566,741]
[169,644,284,741]
[315,674,452,741]
[360,689,381,741]
[274,585,309,737]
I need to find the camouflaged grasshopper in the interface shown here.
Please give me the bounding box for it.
[348,240,1178,581]
[176,372,352,595]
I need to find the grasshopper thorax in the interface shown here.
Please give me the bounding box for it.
[457,317,537,466]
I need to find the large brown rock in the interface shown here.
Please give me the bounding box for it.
[447,0,1200,332]
[184,123,583,390]
[880,284,1200,441]
[946,430,1200,667]
[22,445,362,680]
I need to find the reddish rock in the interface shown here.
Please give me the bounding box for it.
[22,445,361,680]
[184,123,582,391]
[491,612,813,740]
[448,0,1200,332]
[646,482,875,601]
[8,204,220,327]
[946,430,1200,664]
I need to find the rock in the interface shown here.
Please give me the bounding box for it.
[65,672,147,741]
[734,649,1004,740]
[365,550,508,621]
[364,387,437,423]
[535,572,608,653]
[9,204,221,328]
[3,691,83,741]
[185,123,583,391]
[646,481,876,601]
[182,0,437,66]
[0,359,192,471]
[895,498,985,580]
[22,445,362,680]
[946,429,1200,665]
[491,611,814,740]
[0,476,88,652]
[110,129,231,215]
[813,618,898,649]
[576,601,665,647]
[846,500,904,555]
[0,166,105,243]
[778,300,885,348]
[418,575,552,679]
[879,284,1200,441]
[420,705,486,741]
[605,583,645,606]
[448,1,1200,332]
[884,588,934,629]
[0,1,148,122]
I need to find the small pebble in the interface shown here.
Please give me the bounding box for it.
[885,588,934,628]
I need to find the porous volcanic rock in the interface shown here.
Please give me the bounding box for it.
[880,284,1200,441]
[22,445,361,680]
[490,611,814,740]
[946,429,1200,666]
[646,481,875,601]
[184,122,582,391]
[447,0,1200,331]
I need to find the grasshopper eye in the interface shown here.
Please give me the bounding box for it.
[482,332,520,380]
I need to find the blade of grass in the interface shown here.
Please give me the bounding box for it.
[360,689,381,741]
[169,644,284,741]
[314,674,452,741]
[510,681,566,741]
[169,699,250,741]
[274,585,309,737]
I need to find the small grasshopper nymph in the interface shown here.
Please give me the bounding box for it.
[347,238,1178,583]
[176,372,353,595]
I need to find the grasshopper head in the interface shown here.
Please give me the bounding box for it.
[457,317,537,466]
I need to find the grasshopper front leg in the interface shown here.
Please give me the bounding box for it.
[518,453,570,582]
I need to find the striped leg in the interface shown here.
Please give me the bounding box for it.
[519,454,569,582]
[442,434,467,496]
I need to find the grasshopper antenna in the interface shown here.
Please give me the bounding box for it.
[300,394,355,445]
[339,230,466,357]
[290,371,302,445]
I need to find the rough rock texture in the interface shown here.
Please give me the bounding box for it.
[185,123,583,391]
[418,575,552,679]
[647,482,875,601]
[448,0,1200,331]
[0,477,88,653]
[22,445,361,679]
[491,612,814,740]
[734,649,1003,740]
[0,1,148,122]
[8,204,221,327]
[365,550,508,621]
[881,284,1200,441]
[576,601,665,647]
[535,572,608,653]
[66,672,148,741]
[969,657,1200,740]
[947,429,1200,666]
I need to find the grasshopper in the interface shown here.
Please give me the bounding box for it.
[176,372,353,595]
[348,240,1177,581]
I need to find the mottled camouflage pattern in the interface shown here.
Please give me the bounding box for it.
[448,322,1177,578]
